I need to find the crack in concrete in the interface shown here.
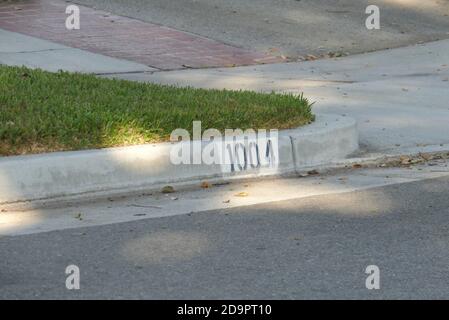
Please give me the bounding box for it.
[0,48,68,54]
[95,70,159,76]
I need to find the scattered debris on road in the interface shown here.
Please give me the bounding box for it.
[201,181,211,189]
[161,186,175,194]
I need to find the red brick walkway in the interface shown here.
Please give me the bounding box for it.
[0,0,283,70]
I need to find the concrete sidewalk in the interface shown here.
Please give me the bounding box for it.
[0,0,281,70]
[0,29,154,74]
[112,39,449,155]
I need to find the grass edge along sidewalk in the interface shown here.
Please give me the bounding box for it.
[0,65,313,156]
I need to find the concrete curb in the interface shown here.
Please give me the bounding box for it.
[0,114,358,204]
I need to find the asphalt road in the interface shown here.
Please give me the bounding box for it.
[73,0,449,58]
[2,175,449,299]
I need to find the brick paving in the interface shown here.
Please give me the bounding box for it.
[0,0,283,70]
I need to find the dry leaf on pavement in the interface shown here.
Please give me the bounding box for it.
[201,181,211,189]
[161,186,175,193]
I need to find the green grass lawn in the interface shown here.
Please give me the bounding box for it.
[0,65,313,156]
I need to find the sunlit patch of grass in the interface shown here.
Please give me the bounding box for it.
[0,65,314,156]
